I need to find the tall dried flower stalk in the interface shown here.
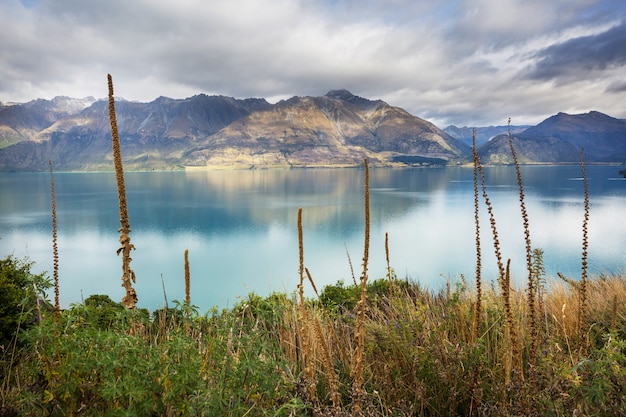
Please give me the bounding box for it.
[503,260,514,386]
[476,142,505,283]
[532,248,547,335]
[352,158,370,416]
[297,208,317,401]
[385,232,392,284]
[298,208,305,307]
[578,149,589,349]
[304,268,318,296]
[345,243,357,286]
[184,249,190,306]
[476,139,518,379]
[507,120,537,368]
[49,160,60,317]
[469,130,485,414]
[160,273,169,310]
[471,129,482,339]
[108,74,137,309]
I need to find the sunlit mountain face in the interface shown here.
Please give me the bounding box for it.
[1,92,625,171]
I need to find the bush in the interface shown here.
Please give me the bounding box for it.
[318,278,393,314]
[11,296,299,416]
[0,255,51,348]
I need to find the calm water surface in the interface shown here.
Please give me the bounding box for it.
[1,166,625,311]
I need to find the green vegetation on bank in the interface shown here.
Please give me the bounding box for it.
[0,259,624,416]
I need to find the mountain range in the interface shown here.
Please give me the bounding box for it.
[1,91,625,171]
[477,111,626,164]
[443,124,531,148]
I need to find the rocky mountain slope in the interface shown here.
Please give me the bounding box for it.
[0,90,467,171]
[0,96,95,149]
[478,111,626,163]
[1,91,625,171]
[184,90,468,168]
[0,94,271,171]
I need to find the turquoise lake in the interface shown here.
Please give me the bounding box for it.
[1,165,625,312]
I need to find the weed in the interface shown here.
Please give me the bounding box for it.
[471,129,482,340]
[48,161,59,317]
[107,74,137,309]
[578,149,590,352]
[184,249,190,307]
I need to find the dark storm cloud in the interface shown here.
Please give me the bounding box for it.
[606,79,626,92]
[525,20,626,82]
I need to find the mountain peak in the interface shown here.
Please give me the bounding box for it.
[536,110,624,129]
[480,110,626,163]
[324,89,355,100]
[323,89,378,109]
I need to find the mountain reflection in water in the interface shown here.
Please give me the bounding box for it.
[1,165,624,311]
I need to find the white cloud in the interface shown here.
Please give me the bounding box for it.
[1,0,625,126]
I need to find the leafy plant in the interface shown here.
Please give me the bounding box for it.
[0,255,51,348]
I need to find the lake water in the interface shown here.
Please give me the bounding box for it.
[1,165,625,312]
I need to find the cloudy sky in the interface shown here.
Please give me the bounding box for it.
[1,0,625,127]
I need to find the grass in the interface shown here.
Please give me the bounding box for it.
[1,270,624,416]
[0,78,624,415]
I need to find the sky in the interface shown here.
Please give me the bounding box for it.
[1,0,625,127]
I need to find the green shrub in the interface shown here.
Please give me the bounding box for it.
[81,294,126,329]
[319,280,359,313]
[0,255,51,348]
[570,332,626,415]
[319,278,393,314]
[11,296,299,416]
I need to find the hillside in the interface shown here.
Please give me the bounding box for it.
[1,93,626,170]
[0,95,271,171]
[184,90,469,168]
[0,91,467,171]
[478,111,626,164]
[0,96,95,149]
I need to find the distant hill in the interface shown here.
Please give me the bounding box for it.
[0,96,95,149]
[0,90,468,171]
[0,94,272,171]
[478,111,626,163]
[444,125,530,148]
[1,92,625,170]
